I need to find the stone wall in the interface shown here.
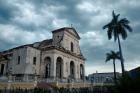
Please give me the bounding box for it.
[11,46,40,77]
[52,29,81,55]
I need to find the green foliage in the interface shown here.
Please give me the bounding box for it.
[106,50,120,62]
[105,50,121,84]
[109,73,140,93]
[103,10,133,75]
[103,11,132,41]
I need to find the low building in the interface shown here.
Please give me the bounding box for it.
[88,72,121,84]
[129,67,140,78]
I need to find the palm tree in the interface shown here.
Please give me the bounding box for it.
[106,50,121,84]
[103,11,132,75]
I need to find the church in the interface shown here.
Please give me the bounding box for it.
[0,27,85,83]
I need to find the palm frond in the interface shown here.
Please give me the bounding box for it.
[105,50,121,62]
[105,53,111,62]
[112,10,115,19]
[105,57,110,62]
[113,29,118,41]
[103,11,132,42]
[103,22,111,29]
[116,14,120,22]
[123,24,132,32]
[116,51,120,55]
[112,11,120,23]
[111,50,115,54]
[121,27,127,40]
[107,29,112,40]
[119,18,130,24]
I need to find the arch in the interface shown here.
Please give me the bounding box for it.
[70,61,75,79]
[70,42,74,52]
[56,57,63,78]
[0,64,5,75]
[44,57,51,78]
[80,64,84,79]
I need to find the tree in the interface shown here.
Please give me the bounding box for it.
[110,73,140,93]
[106,50,121,84]
[103,11,132,75]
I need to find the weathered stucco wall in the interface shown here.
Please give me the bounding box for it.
[11,46,40,75]
[41,49,85,80]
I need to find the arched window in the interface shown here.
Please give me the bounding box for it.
[44,57,51,78]
[33,57,36,65]
[70,61,75,78]
[56,57,63,78]
[71,42,74,52]
[17,56,20,64]
[80,64,84,79]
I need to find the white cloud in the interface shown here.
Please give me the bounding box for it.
[13,2,40,25]
[77,2,99,13]
[125,58,140,71]
[121,0,140,7]
[76,1,112,28]
[80,31,107,47]
[52,18,69,28]
[90,13,111,27]
[8,0,68,29]
[0,24,51,45]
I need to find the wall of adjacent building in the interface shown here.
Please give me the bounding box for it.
[11,47,27,75]
[88,73,121,84]
[26,47,41,75]
[11,46,40,75]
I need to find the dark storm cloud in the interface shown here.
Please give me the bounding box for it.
[0,0,140,74]
[0,0,18,24]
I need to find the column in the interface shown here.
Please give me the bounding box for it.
[51,54,56,80]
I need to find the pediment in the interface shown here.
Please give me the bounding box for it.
[52,27,80,40]
[66,28,80,40]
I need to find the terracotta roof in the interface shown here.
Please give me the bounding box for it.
[0,54,8,61]
[38,39,53,48]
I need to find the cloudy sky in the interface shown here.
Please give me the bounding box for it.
[0,0,140,75]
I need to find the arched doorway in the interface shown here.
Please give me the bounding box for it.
[44,57,51,78]
[80,64,84,79]
[56,57,63,78]
[0,64,5,75]
[70,61,75,79]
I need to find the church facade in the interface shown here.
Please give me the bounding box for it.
[0,27,85,82]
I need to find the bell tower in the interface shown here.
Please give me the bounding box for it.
[52,27,81,55]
